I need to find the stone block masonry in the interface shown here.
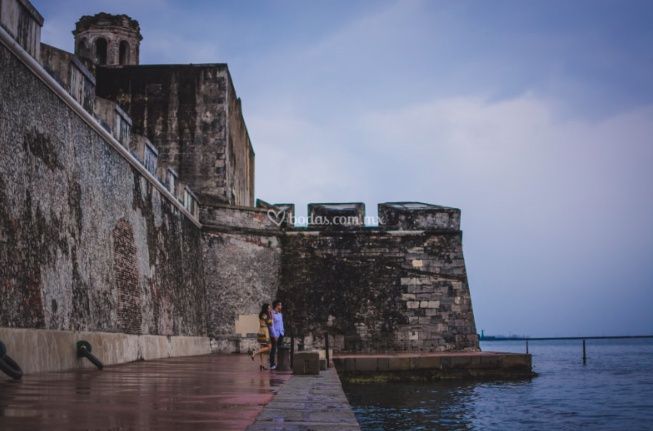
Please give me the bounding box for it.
[199,201,478,354]
[279,223,479,353]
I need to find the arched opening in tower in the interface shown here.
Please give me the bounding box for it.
[95,37,107,65]
[119,41,130,65]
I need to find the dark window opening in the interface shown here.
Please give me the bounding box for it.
[119,41,130,65]
[95,38,107,65]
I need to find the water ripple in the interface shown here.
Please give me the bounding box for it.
[343,339,653,431]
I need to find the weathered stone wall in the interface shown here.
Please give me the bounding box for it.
[0,42,206,336]
[202,230,281,338]
[226,91,255,207]
[40,43,96,114]
[279,228,479,352]
[200,204,281,349]
[0,0,43,59]
[201,203,279,231]
[1,3,481,358]
[96,64,254,207]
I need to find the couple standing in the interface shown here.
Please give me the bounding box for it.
[250,300,284,371]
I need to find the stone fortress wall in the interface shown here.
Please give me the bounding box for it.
[0,0,478,374]
[0,2,206,339]
[279,203,478,353]
[95,64,255,207]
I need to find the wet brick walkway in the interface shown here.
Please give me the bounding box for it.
[248,368,361,430]
[0,354,290,430]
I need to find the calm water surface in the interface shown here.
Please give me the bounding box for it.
[342,339,653,430]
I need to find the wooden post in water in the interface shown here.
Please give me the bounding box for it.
[325,333,330,368]
[582,339,587,364]
[526,340,529,354]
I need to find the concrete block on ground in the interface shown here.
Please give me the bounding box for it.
[333,351,535,382]
[293,351,320,375]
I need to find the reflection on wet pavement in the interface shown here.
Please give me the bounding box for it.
[0,354,290,430]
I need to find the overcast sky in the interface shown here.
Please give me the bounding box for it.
[34,0,653,337]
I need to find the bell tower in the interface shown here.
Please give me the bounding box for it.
[73,13,142,66]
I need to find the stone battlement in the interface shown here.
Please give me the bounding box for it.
[258,201,461,231]
[379,202,461,230]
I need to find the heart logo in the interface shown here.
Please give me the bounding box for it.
[267,209,286,226]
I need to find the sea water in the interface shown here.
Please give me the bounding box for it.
[342,339,653,430]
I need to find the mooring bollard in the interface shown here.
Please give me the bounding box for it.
[292,351,320,375]
[0,341,23,380]
[582,339,587,364]
[77,340,104,370]
[276,344,291,371]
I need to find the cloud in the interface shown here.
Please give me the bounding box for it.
[142,31,223,64]
[249,112,361,206]
[358,94,653,224]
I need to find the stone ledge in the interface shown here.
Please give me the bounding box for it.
[333,351,535,382]
[0,327,211,375]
